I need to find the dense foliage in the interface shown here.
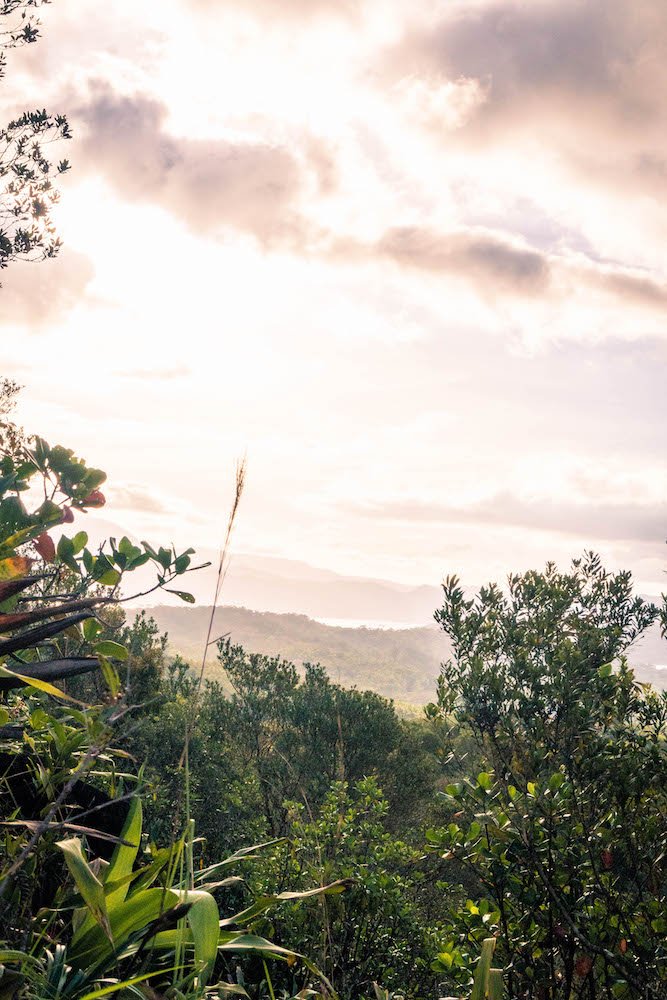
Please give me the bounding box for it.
[427,559,667,998]
[0,401,349,999]
[2,378,666,1000]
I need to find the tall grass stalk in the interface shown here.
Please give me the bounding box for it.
[179,458,246,896]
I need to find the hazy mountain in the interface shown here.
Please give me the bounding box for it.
[180,553,444,625]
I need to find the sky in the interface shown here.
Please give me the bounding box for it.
[1,0,666,596]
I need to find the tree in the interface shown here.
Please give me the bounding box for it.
[427,554,667,998]
[0,2,70,274]
[212,639,434,838]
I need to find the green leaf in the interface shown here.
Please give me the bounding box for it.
[56,535,79,573]
[78,969,179,1000]
[0,706,9,726]
[97,655,121,698]
[548,772,565,792]
[82,618,101,642]
[182,890,220,983]
[57,838,112,941]
[104,798,142,909]
[488,968,504,1000]
[174,554,191,574]
[0,664,85,705]
[477,772,492,791]
[70,887,179,968]
[93,640,128,661]
[165,589,195,603]
[157,547,172,570]
[471,938,497,1000]
[0,950,38,965]
[29,708,48,729]
[71,531,88,554]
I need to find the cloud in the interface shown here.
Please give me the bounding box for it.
[0,249,94,328]
[73,85,306,245]
[348,492,667,546]
[116,364,190,380]
[190,0,357,21]
[377,225,550,294]
[593,271,667,310]
[360,224,667,313]
[384,0,667,192]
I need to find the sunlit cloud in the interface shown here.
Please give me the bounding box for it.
[1,0,664,596]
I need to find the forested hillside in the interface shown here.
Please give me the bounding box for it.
[143,603,447,702]
[144,602,667,700]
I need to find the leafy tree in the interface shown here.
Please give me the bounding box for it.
[0,2,71,274]
[427,554,667,998]
[213,639,438,838]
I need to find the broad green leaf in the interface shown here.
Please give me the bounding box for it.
[93,640,128,661]
[219,880,349,929]
[97,655,120,698]
[70,886,179,968]
[104,798,142,908]
[78,968,178,1000]
[0,950,38,965]
[82,618,101,642]
[72,531,88,553]
[471,938,497,1000]
[165,589,195,603]
[488,968,504,1000]
[181,890,220,983]
[57,838,111,942]
[174,555,191,574]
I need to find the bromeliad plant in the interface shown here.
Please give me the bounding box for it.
[1,795,347,999]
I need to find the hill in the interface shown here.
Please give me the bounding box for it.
[141,604,447,703]
[140,603,666,704]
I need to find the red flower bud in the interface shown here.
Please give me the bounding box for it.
[82,490,106,508]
